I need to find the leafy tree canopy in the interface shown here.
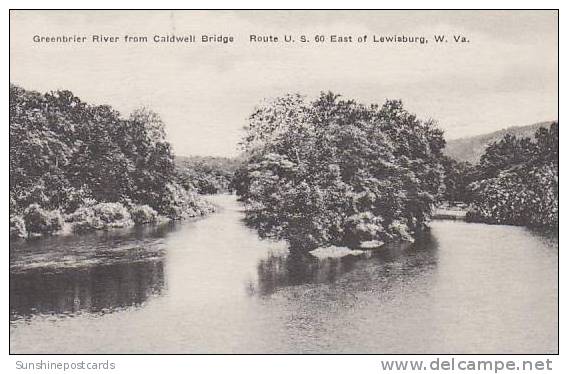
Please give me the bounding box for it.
[235,92,446,250]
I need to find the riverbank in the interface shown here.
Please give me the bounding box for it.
[10,194,558,354]
[10,196,216,241]
[432,207,468,220]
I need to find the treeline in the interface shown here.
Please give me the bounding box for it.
[175,155,242,194]
[233,92,446,251]
[9,84,213,239]
[442,123,558,228]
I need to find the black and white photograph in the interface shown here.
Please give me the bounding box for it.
[8,9,559,357]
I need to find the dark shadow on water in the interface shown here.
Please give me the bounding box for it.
[10,222,177,256]
[525,226,559,250]
[250,232,440,297]
[10,223,176,322]
[10,259,165,322]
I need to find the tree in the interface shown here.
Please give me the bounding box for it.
[236,92,446,251]
[10,84,212,236]
[478,133,535,179]
[440,156,476,203]
[467,122,558,228]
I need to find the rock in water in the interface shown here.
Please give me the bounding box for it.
[309,246,365,259]
[359,240,384,249]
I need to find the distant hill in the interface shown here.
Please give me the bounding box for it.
[444,121,556,163]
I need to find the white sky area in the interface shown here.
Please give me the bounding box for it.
[10,10,558,157]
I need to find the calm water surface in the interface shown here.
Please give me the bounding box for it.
[10,195,558,353]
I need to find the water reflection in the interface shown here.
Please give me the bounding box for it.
[10,259,165,321]
[10,223,174,321]
[251,234,439,297]
[10,223,175,272]
[526,226,559,252]
[9,197,559,353]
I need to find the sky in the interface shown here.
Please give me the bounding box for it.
[10,10,558,157]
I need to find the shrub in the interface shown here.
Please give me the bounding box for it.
[466,163,558,227]
[9,215,27,239]
[130,204,158,225]
[92,203,131,224]
[466,123,558,228]
[344,212,388,247]
[158,182,190,219]
[23,204,63,235]
[69,202,133,232]
[68,206,103,232]
[158,182,214,219]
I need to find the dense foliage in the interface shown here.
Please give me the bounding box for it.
[440,156,477,203]
[235,92,446,250]
[129,204,159,225]
[175,155,242,194]
[23,204,64,235]
[466,123,558,227]
[68,202,133,232]
[10,84,213,238]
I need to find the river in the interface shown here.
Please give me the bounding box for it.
[9,195,558,354]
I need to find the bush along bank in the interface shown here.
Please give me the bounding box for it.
[11,198,215,239]
[465,123,558,228]
[9,84,215,240]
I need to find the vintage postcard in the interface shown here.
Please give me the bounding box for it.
[9,10,558,356]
